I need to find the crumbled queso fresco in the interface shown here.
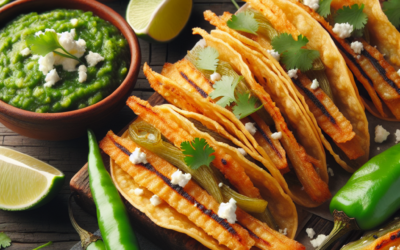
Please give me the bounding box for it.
[396,129,400,144]
[170,169,191,188]
[350,41,364,54]
[150,195,162,206]
[306,228,315,239]
[271,132,282,140]
[133,188,144,196]
[303,0,319,11]
[287,68,298,79]
[218,198,237,224]
[237,147,247,156]
[310,79,319,90]
[374,125,390,143]
[310,234,327,248]
[267,49,280,61]
[244,122,257,135]
[332,23,353,39]
[129,148,148,164]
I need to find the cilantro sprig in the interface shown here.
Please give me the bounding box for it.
[383,0,400,28]
[227,11,259,35]
[233,93,263,119]
[26,31,82,63]
[271,33,320,71]
[209,75,242,107]
[209,75,263,118]
[181,138,215,170]
[0,232,11,249]
[195,47,219,72]
[317,0,333,18]
[334,4,368,36]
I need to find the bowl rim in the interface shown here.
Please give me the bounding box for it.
[0,0,141,121]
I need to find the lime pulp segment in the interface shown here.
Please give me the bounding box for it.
[126,0,164,30]
[0,147,64,210]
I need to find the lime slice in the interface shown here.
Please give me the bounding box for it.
[0,0,10,8]
[126,0,193,42]
[0,147,65,211]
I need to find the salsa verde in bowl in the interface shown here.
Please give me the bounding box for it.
[0,0,140,140]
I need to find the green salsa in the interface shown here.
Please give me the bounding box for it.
[0,9,130,113]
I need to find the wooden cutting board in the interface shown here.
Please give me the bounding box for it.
[70,93,370,250]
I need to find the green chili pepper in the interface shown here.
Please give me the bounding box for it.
[87,130,140,250]
[317,143,400,250]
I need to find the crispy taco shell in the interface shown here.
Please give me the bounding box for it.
[192,28,331,204]
[143,38,331,206]
[209,0,369,172]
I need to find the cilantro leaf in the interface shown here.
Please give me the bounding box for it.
[383,0,400,28]
[232,93,263,119]
[271,33,320,71]
[26,31,82,63]
[334,4,368,30]
[0,232,11,249]
[209,75,243,107]
[317,0,333,18]
[195,47,219,72]
[181,138,215,170]
[227,11,259,35]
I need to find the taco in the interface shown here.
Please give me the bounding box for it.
[99,96,305,250]
[203,0,369,172]
[142,27,333,207]
[286,0,400,121]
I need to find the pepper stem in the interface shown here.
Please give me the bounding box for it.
[316,210,360,250]
[68,194,102,249]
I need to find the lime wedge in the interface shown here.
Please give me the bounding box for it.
[0,0,10,8]
[126,0,193,42]
[0,147,65,211]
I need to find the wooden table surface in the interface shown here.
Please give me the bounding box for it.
[1,1,398,249]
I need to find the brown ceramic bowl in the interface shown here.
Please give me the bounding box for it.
[0,0,140,140]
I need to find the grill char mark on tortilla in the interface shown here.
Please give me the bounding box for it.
[359,48,400,95]
[329,34,374,87]
[112,140,239,237]
[249,117,283,159]
[180,72,208,98]
[292,78,336,124]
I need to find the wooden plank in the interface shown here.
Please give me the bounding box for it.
[167,3,237,63]
[150,43,168,66]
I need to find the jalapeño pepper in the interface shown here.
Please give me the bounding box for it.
[88,130,140,250]
[317,143,400,250]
